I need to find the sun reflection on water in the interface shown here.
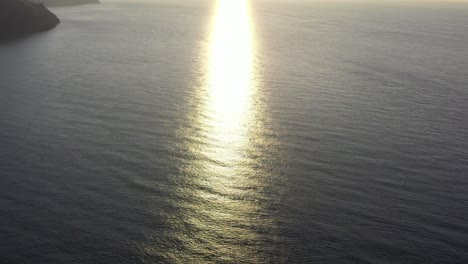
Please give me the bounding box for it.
[176,0,271,261]
[203,0,256,173]
[144,0,283,262]
[208,0,254,119]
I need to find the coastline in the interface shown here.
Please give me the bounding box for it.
[0,0,60,39]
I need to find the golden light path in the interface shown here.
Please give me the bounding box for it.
[203,0,256,169]
[187,0,263,259]
[167,0,273,262]
[143,1,282,262]
[208,0,254,121]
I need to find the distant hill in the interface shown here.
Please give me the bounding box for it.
[30,0,100,7]
[0,0,60,38]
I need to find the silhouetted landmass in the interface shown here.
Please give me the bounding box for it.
[31,0,100,7]
[0,0,59,38]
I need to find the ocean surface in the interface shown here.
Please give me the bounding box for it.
[1,1,468,263]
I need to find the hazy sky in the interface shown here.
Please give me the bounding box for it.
[106,0,468,2]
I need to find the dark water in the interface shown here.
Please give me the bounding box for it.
[1,1,468,263]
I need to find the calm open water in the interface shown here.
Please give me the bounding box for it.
[1,1,468,263]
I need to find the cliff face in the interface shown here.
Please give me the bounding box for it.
[31,0,100,7]
[0,0,60,37]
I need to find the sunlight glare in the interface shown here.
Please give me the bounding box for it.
[208,0,254,130]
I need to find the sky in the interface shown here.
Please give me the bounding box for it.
[106,0,468,2]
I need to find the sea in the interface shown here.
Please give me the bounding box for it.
[1,0,468,263]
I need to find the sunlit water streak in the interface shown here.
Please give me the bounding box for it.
[143,0,283,262]
[203,0,255,175]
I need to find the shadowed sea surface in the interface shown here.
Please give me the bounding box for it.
[1,1,468,263]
